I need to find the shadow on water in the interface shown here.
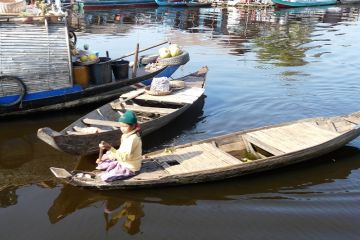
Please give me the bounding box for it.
[45,145,360,235]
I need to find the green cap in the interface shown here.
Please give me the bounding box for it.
[118,110,137,125]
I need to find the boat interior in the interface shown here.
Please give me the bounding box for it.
[63,75,206,136]
[63,98,184,135]
[50,112,360,185]
[136,114,360,178]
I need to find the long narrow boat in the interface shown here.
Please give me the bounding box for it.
[82,0,156,10]
[185,1,212,7]
[0,65,179,117]
[271,0,337,8]
[155,0,211,7]
[38,66,208,156]
[81,0,157,10]
[0,16,184,117]
[339,0,360,3]
[155,0,187,6]
[50,111,360,189]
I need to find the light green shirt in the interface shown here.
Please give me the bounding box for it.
[108,130,142,172]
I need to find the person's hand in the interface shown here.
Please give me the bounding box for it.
[96,158,101,164]
[99,141,112,151]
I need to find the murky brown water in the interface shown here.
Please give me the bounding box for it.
[1,5,360,239]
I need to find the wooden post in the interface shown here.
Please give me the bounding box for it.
[132,43,139,78]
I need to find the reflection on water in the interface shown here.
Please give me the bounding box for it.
[104,201,144,234]
[48,184,145,235]
[1,5,360,239]
[44,146,360,236]
[78,5,360,60]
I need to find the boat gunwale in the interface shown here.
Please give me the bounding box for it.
[38,66,208,155]
[63,114,360,189]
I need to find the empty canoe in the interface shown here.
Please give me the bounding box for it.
[50,111,360,189]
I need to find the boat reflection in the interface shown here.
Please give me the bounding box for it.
[48,185,145,235]
[0,112,85,208]
[104,201,144,234]
[47,145,360,235]
[73,5,360,67]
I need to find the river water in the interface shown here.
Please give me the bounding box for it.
[1,5,360,239]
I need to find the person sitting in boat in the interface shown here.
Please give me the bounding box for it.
[96,110,142,182]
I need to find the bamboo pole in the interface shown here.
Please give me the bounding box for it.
[132,43,139,78]
[111,40,168,62]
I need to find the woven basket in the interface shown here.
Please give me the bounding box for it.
[157,51,190,66]
[0,0,26,14]
[140,54,159,65]
[145,86,172,96]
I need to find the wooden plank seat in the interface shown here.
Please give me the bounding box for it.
[245,122,340,156]
[82,118,122,128]
[151,143,242,175]
[135,88,205,105]
[112,104,177,115]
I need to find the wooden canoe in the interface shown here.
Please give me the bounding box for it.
[50,111,360,189]
[272,0,337,7]
[155,0,188,6]
[155,0,211,6]
[185,1,212,7]
[38,66,208,156]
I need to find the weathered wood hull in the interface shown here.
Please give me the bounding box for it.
[185,2,212,7]
[50,112,360,189]
[82,0,157,10]
[272,0,337,7]
[38,102,193,155]
[155,0,187,6]
[0,65,179,117]
[38,67,208,156]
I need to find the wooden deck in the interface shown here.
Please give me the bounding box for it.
[244,122,340,156]
[150,143,242,175]
[120,84,205,105]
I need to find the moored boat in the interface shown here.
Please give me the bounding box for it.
[50,111,360,189]
[81,0,157,10]
[339,0,360,3]
[155,0,211,7]
[0,16,187,117]
[271,0,337,7]
[185,1,212,7]
[38,66,208,156]
[155,0,188,6]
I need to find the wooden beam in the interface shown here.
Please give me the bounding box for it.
[83,118,121,128]
[245,134,285,156]
[113,104,177,115]
[344,116,360,124]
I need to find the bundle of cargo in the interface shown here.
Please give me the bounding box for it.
[157,44,190,66]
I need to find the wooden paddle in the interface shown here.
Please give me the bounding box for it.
[98,141,104,163]
[117,88,146,105]
[83,118,124,128]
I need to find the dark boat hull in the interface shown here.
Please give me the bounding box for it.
[0,66,179,117]
[38,67,208,155]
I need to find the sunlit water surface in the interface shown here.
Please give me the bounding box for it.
[1,5,360,239]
